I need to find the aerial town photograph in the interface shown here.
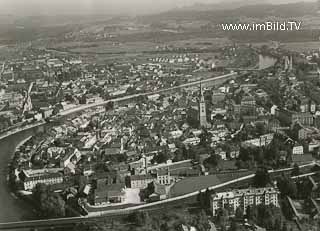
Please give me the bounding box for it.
[1,0,320,230]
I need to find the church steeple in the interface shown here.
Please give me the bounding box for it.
[200,82,205,102]
[199,82,208,128]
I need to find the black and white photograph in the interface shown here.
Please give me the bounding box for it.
[0,0,320,230]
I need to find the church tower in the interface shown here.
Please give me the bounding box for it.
[199,83,208,128]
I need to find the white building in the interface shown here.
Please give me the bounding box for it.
[157,169,172,185]
[170,130,183,139]
[183,137,200,146]
[130,175,155,189]
[211,187,280,216]
[242,134,274,147]
[23,172,63,191]
[293,145,304,155]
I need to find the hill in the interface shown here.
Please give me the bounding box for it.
[139,2,318,23]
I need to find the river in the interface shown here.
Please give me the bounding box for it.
[0,124,47,222]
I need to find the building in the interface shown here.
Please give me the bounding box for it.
[276,108,314,126]
[94,183,126,205]
[183,137,200,146]
[212,91,225,104]
[130,174,155,189]
[300,98,309,113]
[157,169,172,185]
[22,172,64,191]
[284,56,293,72]
[242,134,274,148]
[311,101,317,113]
[293,145,304,155]
[60,148,82,168]
[292,113,314,126]
[210,187,280,216]
[241,95,256,106]
[147,181,167,202]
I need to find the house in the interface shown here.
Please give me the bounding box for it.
[292,113,314,126]
[129,175,155,189]
[300,97,310,113]
[242,134,274,147]
[310,101,317,113]
[293,145,304,155]
[157,169,172,185]
[276,109,314,126]
[229,145,240,159]
[64,162,76,175]
[241,95,256,106]
[40,107,53,119]
[212,91,225,104]
[211,187,280,216]
[183,137,200,146]
[215,148,227,160]
[179,224,198,231]
[292,154,314,165]
[60,148,82,168]
[169,130,183,139]
[147,181,167,202]
[94,183,126,205]
[270,105,278,115]
[21,172,64,191]
[309,142,320,152]
[298,127,314,140]
[268,118,280,132]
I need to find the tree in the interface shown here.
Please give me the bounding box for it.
[282,222,288,231]
[277,175,297,198]
[203,154,221,170]
[246,204,282,230]
[197,191,205,208]
[216,208,229,231]
[229,221,246,231]
[291,164,300,176]
[256,123,267,136]
[197,189,211,209]
[246,205,258,222]
[199,128,211,147]
[127,211,150,227]
[253,167,270,188]
[33,184,66,218]
[235,207,244,220]
[281,198,293,219]
[195,210,210,231]
[79,95,87,104]
[152,151,169,164]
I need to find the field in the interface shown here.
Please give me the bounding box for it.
[281,41,320,52]
[169,171,253,197]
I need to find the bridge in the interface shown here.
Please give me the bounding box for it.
[0,162,316,230]
[57,72,237,117]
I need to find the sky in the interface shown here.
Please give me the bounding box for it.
[0,0,316,16]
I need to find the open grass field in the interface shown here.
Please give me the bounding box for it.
[169,171,253,197]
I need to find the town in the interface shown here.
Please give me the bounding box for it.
[1,1,320,231]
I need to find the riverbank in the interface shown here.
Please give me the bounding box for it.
[15,136,33,152]
[0,120,46,142]
[0,126,43,222]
